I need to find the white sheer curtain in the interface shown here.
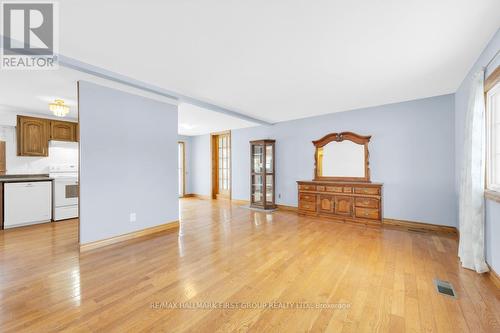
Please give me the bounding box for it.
[458,70,489,273]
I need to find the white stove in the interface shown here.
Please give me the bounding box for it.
[49,164,79,221]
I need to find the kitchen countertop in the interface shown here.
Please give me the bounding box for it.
[0,174,54,182]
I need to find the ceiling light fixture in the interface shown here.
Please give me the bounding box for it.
[49,99,70,117]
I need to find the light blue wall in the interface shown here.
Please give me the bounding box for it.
[232,95,456,226]
[188,94,456,227]
[454,29,500,273]
[79,81,179,244]
[184,29,500,270]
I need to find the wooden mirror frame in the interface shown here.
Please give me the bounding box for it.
[313,131,372,182]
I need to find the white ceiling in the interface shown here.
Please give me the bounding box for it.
[0,69,80,120]
[1,1,499,133]
[179,103,255,136]
[0,67,255,135]
[55,0,500,123]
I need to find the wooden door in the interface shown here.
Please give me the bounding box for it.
[50,120,77,141]
[17,116,49,156]
[334,196,353,216]
[318,195,334,213]
[212,132,231,199]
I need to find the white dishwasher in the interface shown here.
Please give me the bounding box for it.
[4,181,52,228]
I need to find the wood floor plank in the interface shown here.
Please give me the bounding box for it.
[0,198,499,332]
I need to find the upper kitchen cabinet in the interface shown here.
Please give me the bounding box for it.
[16,115,78,157]
[0,141,6,175]
[17,116,50,157]
[50,120,77,142]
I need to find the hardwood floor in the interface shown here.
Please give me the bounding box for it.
[0,198,499,332]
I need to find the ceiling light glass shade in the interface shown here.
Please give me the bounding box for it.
[49,99,70,117]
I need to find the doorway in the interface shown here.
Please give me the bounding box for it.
[211,131,231,199]
[178,141,185,198]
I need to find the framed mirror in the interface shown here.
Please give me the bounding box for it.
[313,132,371,182]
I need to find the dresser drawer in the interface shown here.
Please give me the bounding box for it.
[343,187,352,193]
[316,185,325,191]
[355,207,380,220]
[299,184,316,191]
[354,187,380,195]
[299,193,316,202]
[325,186,343,193]
[299,201,317,212]
[355,197,379,209]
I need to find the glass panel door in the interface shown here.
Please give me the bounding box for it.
[213,133,231,199]
[178,142,185,197]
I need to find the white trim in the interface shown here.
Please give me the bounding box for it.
[486,82,500,191]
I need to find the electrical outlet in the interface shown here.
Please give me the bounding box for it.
[130,213,137,222]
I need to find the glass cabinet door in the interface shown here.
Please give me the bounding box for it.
[252,144,264,173]
[252,174,263,204]
[250,140,276,209]
[265,144,274,205]
[265,144,273,173]
[251,144,264,205]
[266,174,274,204]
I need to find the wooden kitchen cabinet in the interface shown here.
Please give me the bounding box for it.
[0,141,6,175]
[50,120,77,142]
[17,116,49,156]
[17,116,78,156]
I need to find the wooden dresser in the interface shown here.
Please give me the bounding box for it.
[297,180,383,225]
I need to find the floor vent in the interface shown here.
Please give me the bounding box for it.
[434,279,457,298]
[407,228,426,233]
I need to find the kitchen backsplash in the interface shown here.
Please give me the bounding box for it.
[0,125,78,174]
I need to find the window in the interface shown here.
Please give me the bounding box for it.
[486,77,500,192]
